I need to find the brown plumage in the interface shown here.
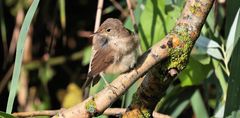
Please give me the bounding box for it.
[83,18,139,87]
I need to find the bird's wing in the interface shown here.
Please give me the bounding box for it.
[83,45,114,88]
[88,45,114,78]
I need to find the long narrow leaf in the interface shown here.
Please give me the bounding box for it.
[224,16,240,116]
[195,35,223,60]
[191,90,209,118]
[226,8,240,64]
[225,0,240,36]
[59,0,66,29]
[6,0,40,113]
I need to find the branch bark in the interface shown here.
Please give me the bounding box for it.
[52,0,214,117]
[123,0,215,117]
[12,108,169,118]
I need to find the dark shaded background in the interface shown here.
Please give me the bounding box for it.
[0,0,122,112]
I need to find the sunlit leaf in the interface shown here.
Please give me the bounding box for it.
[124,0,145,31]
[214,104,225,118]
[212,59,227,101]
[196,36,221,48]
[207,48,223,60]
[62,83,83,108]
[225,0,240,36]
[89,74,117,96]
[59,0,66,29]
[226,110,240,118]
[225,8,240,64]
[139,0,181,51]
[195,35,223,60]
[191,90,209,118]
[179,57,210,87]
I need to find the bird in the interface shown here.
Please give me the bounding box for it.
[83,18,139,88]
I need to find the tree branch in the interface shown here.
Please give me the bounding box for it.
[13,108,170,118]
[52,0,214,117]
[123,0,215,117]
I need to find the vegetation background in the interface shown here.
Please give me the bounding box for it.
[0,0,240,117]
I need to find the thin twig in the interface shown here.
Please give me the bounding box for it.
[126,0,138,33]
[23,50,84,70]
[110,0,124,13]
[0,65,14,94]
[84,0,105,99]
[108,0,128,19]
[13,110,60,117]
[77,30,93,38]
[12,108,170,118]
[8,9,24,63]
[94,0,104,32]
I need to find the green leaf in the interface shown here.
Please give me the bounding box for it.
[206,7,215,35]
[224,24,240,117]
[6,0,40,114]
[212,59,227,101]
[157,86,196,118]
[89,74,117,95]
[82,46,92,66]
[123,80,139,107]
[190,90,209,118]
[225,8,240,64]
[196,36,221,48]
[179,57,210,87]
[171,99,189,117]
[0,111,16,118]
[214,104,225,118]
[195,36,223,60]
[226,110,240,118]
[38,65,55,85]
[139,0,181,51]
[59,0,66,29]
[124,0,145,31]
[225,0,240,36]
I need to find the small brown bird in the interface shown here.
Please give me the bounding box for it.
[83,18,139,87]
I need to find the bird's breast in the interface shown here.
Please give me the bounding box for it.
[109,36,137,55]
[104,50,137,74]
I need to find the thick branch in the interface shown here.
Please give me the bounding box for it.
[124,0,215,117]
[52,0,214,117]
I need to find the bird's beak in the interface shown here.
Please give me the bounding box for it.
[89,33,95,38]
[89,32,99,38]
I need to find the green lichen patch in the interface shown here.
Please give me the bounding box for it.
[190,2,203,17]
[161,24,194,73]
[139,108,151,118]
[85,99,97,114]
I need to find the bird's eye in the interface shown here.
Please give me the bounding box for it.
[106,28,111,32]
